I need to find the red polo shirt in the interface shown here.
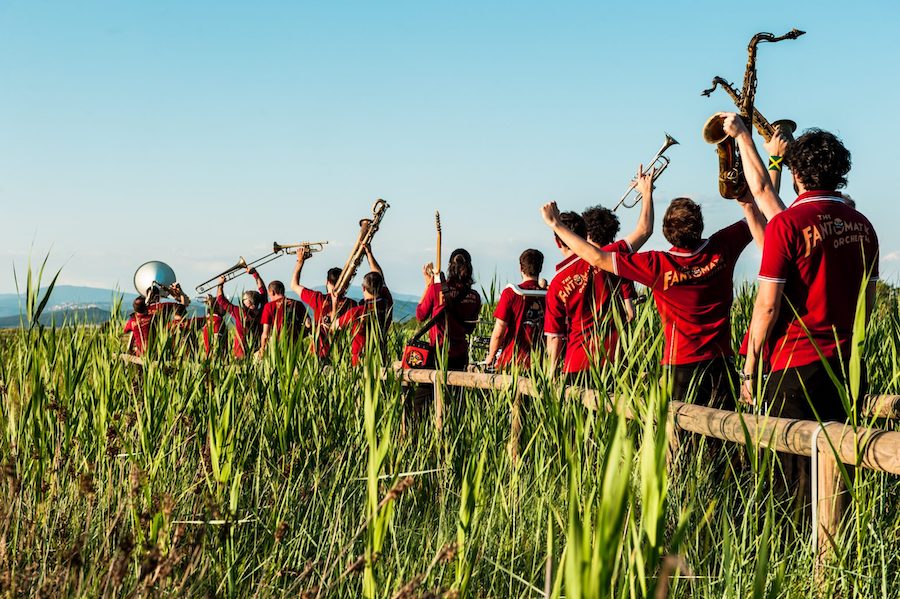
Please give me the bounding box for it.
[261,298,307,338]
[545,240,630,374]
[300,288,358,357]
[612,221,752,366]
[493,280,546,369]
[758,191,879,371]
[336,288,394,365]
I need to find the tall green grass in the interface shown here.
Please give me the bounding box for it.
[2,269,900,597]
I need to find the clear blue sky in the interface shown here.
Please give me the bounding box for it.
[2,1,898,297]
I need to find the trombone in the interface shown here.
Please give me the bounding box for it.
[613,134,679,211]
[195,241,328,294]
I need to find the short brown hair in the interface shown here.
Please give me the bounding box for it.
[519,249,544,278]
[268,280,285,296]
[662,198,703,249]
[362,271,384,296]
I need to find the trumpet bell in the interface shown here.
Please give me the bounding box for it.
[134,261,176,298]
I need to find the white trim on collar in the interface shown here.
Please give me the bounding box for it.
[792,195,846,208]
[666,239,709,258]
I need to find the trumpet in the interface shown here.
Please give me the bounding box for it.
[614,134,679,211]
[195,241,328,294]
[333,199,390,298]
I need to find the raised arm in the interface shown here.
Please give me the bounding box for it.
[722,112,786,221]
[365,245,383,277]
[763,128,792,195]
[622,165,655,251]
[737,191,767,250]
[290,250,310,297]
[216,276,226,299]
[540,202,615,273]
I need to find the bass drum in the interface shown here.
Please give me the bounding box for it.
[133,261,176,298]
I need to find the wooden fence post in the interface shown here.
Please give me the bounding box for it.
[434,374,444,433]
[814,449,847,560]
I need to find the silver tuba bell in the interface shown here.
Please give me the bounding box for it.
[133,261,177,299]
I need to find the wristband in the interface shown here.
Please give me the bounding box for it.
[768,155,783,172]
[738,371,754,383]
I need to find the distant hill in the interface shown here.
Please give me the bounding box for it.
[0,285,417,328]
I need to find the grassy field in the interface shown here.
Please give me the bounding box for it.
[2,270,900,598]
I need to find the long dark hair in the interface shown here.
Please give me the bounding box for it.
[447,248,474,288]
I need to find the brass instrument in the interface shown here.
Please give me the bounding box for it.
[614,134,679,211]
[134,261,177,298]
[332,199,390,298]
[195,241,328,294]
[702,29,805,199]
[701,77,797,142]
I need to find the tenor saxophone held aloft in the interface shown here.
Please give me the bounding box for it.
[332,199,390,298]
[702,29,805,199]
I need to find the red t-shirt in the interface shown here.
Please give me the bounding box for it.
[493,280,546,369]
[757,191,879,371]
[336,288,394,365]
[612,221,752,366]
[217,284,267,358]
[260,298,307,338]
[124,313,153,356]
[416,282,482,361]
[300,288,358,357]
[545,240,630,374]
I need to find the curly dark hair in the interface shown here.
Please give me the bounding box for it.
[784,129,851,192]
[555,211,587,249]
[582,205,620,246]
[662,198,703,249]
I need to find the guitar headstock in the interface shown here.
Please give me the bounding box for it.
[435,210,441,234]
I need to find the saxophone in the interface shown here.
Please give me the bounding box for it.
[702,29,805,199]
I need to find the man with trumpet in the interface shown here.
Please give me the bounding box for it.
[544,165,656,378]
[215,265,268,358]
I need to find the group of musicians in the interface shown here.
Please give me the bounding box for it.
[124,112,879,456]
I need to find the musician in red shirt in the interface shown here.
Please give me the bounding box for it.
[485,249,546,370]
[146,283,191,317]
[290,249,359,357]
[199,295,228,358]
[582,205,638,322]
[415,248,482,370]
[544,167,655,378]
[257,280,307,357]
[540,172,770,404]
[216,266,268,358]
[123,297,153,356]
[333,270,393,366]
[728,115,880,422]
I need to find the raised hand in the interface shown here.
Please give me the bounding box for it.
[540,201,561,227]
